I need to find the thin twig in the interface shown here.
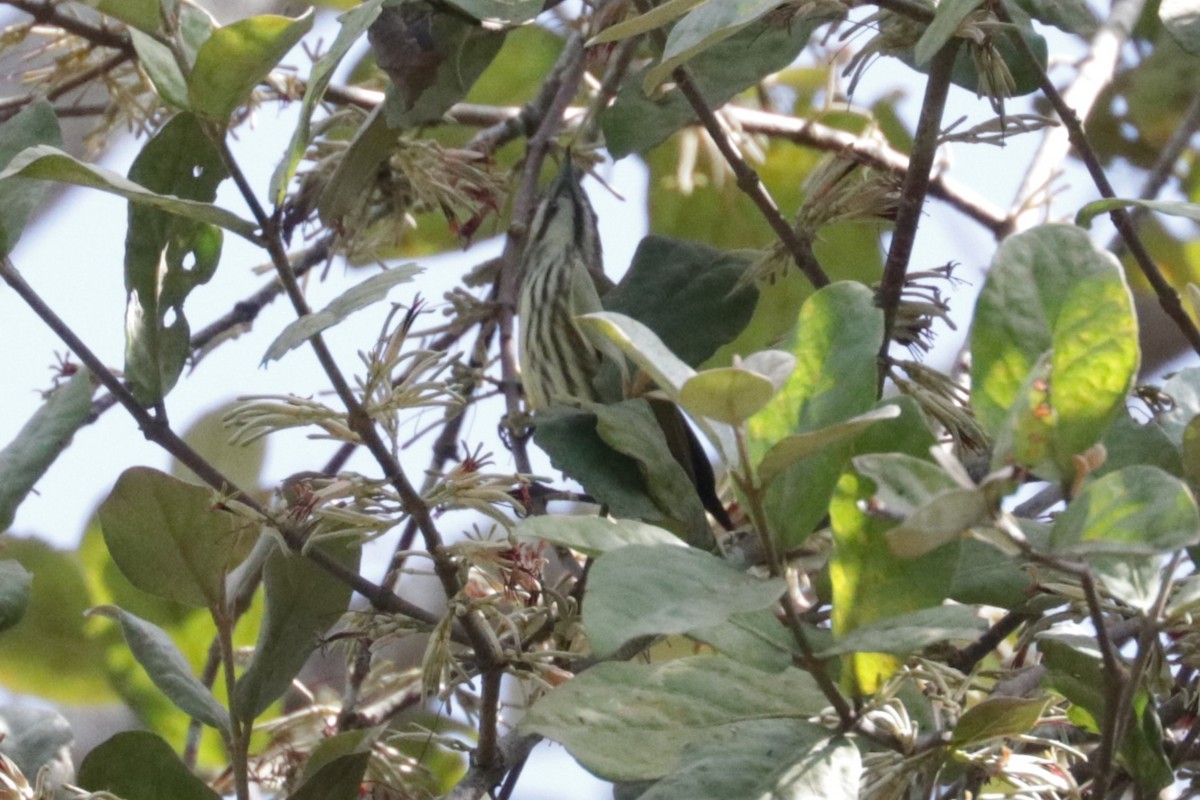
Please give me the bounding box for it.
[0,49,132,123]
[1108,90,1200,256]
[0,255,446,628]
[1007,0,1145,233]
[1080,569,1126,800]
[4,0,133,52]
[994,2,1200,357]
[876,40,961,391]
[948,611,1031,673]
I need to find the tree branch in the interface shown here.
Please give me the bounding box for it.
[994,2,1200,357]
[876,39,960,390]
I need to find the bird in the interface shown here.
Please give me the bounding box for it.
[516,155,734,534]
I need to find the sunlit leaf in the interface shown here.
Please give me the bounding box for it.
[829,470,960,694]
[189,12,314,121]
[749,282,882,548]
[1048,466,1200,556]
[972,225,1138,480]
[680,365,777,425]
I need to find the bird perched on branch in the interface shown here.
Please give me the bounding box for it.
[517,155,734,535]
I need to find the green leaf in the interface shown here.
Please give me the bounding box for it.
[513,516,680,556]
[759,405,901,484]
[289,752,372,800]
[680,365,777,426]
[584,544,785,657]
[589,0,706,45]
[0,561,31,633]
[643,0,796,91]
[1156,367,1200,446]
[1097,408,1183,479]
[0,706,73,782]
[601,15,819,158]
[189,12,314,120]
[0,537,114,703]
[818,605,985,657]
[829,470,960,694]
[318,104,395,226]
[270,0,383,205]
[1161,0,1200,56]
[951,696,1051,747]
[372,3,506,129]
[949,535,1038,609]
[1076,196,1200,228]
[749,282,882,548]
[1012,0,1098,35]
[640,722,860,800]
[123,113,228,404]
[97,467,247,608]
[939,0,1047,96]
[1048,465,1200,556]
[88,606,230,733]
[915,0,984,66]
[603,236,758,369]
[578,311,696,396]
[594,401,714,547]
[0,145,257,239]
[687,609,802,672]
[129,29,189,109]
[0,100,62,256]
[532,406,666,524]
[263,265,421,363]
[78,731,220,800]
[886,488,990,559]
[520,656,830,781]
[441,0,542,25]
[234,538,358,721]
[0,368,93,532]
[971,224,1138,479]
[90,0,163,32]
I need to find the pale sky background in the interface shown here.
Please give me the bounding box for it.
[3,4,1175,797]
